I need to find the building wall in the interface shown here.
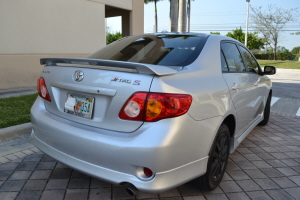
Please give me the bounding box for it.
[0,0,106,55]
[89,0,132,10]
[0,54,88,89]
[131,0,144,35]
[0,0,144,89]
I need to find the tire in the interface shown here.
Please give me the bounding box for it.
[193,124,230,191]
[258,94,271,126]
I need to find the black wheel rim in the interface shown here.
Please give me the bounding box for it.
[211,133,228,182]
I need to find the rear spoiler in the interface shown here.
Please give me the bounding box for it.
[40,58,178,76]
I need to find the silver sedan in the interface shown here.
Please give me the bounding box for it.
[31,33,276,195]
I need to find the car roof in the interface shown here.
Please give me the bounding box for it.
[142,32,239,43]
[144,32,209,37]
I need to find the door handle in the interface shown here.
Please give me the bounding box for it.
[232,83,239,90]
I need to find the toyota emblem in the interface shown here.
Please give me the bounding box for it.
[73,70,84,82]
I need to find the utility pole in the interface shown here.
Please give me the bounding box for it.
[245,0,250,47]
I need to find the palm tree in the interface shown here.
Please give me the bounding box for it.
[186,0,190,32]
[144,0,161,33]
[178,0,187,33]
[169,0,193,32]
[169,0,179,32]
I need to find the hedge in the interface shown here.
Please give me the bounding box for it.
[253,53,297,60]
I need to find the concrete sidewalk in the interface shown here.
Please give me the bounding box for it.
[269,68,300,85]
[0,123,32,145]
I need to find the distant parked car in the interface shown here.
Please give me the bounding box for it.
[31,33,276,195]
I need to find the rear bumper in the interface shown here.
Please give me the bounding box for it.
[31,97,221,193]
[31,132,207,193]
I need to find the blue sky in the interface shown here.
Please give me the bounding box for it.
[107,0,300,50]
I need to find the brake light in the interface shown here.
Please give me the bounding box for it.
[119,92,192,122]
[37,77,51,102]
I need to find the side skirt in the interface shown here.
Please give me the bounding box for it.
[230,113,263,153]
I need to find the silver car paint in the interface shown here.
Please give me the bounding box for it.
[31,96,223,192]
[41,67,154,132]
[31,34,272,193]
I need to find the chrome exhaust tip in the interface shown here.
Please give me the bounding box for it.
[126,184,138,196]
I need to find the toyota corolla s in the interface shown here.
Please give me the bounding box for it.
[31,33,276,194]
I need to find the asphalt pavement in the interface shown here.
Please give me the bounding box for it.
[268,69,300,117]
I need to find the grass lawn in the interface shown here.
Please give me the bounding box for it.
[0,93,37,129]
[257,60,300,70]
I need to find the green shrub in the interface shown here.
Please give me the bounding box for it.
[106,32,122,45]
[254,53,296,60]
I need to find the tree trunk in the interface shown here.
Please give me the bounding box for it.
[170,0,179,32]
[154,0,158,32]
[179,0,187,33]
[274,44,277,60]
[187,0,190,32]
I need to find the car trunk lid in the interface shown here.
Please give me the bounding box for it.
[40,58,178,132]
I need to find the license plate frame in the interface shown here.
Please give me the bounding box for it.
[64,93,95,119]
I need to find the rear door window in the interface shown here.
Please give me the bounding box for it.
[221,52,229,72]
[221,43,246,72]
[238,46,262,74]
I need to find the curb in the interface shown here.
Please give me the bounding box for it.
[0,87,36,98]
[0,123,32,143]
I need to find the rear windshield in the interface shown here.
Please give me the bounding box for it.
[87,34,208,67]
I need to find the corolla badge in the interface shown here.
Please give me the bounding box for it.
[73,70,84,82]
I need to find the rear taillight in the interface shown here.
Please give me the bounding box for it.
[119,92,147,121]
[37,77,51,102]
[119,92,192,122]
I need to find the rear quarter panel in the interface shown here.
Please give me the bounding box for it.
[150,36,235,121]
[149,36,236,158]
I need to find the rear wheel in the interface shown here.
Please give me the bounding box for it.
[258,94,271,126]
[194,124,230,191]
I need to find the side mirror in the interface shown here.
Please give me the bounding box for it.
[264,66,276,75]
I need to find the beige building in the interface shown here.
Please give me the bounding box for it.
[0,0,144,89]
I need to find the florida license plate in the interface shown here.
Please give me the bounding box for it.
[64,93,94,119]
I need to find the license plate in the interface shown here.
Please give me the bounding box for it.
[64,93,94,119]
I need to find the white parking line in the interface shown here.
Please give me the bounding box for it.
[296,107,300,117]
[271,97,280,106]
